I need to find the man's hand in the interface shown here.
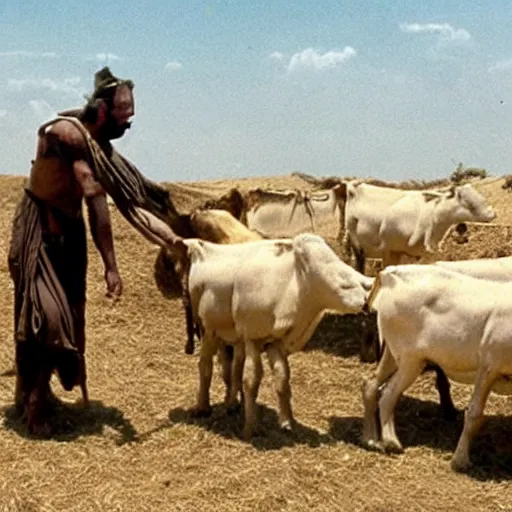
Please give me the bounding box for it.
[105,268,123,298]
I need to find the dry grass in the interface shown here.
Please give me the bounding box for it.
[0,173,511,512]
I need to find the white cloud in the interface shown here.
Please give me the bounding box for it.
[89,53,120,62]
[287,47,356,73]
[8,77,83,96]
[400,22,471,43]
[488,59,512,72]
[0,109,6,117]
[28,100,56,120]
[269,51,284,61]
[165,60,183,71]
[0,51,58,58]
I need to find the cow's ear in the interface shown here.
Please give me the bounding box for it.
[422,191,442,202]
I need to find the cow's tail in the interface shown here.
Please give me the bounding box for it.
[181,265,196,355]
[167,239,197,355]
[343,229,366,274]
[364,272,382,313]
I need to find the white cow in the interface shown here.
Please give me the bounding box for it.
[344,182,496,273]
[434,256,512,281]
[362,263,512,472]
[175,233,373,440]
[245,185,346,239]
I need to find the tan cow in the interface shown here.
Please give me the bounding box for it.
[189,208,262,244]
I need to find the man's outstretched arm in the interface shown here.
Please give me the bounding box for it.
[74,159,123,297]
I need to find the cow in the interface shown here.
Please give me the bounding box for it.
[188,208,262,244]
[199,188,246,222]
[362,263,512,472]
[364,255,512,420]
[434,255,512,280]
[343,182,496,274]
[172,233,374,440]
[154,207,262,296]
[245,184,346,239]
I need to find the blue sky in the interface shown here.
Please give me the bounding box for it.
[1,1,512,183]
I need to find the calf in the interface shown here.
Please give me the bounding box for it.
[174,233,373,440]
[362,263,512,472]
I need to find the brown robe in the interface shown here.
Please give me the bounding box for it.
[8,115,188,398]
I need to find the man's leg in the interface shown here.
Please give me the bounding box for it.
[73,301,88,406]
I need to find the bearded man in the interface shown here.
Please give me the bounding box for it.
[8,67,190,436]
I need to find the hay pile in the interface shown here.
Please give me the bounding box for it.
[0,173,511,512]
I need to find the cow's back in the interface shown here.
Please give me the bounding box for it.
[373,265,512,384]
[246,189,341,239]
[345,183,407,255]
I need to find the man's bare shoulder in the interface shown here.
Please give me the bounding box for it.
[43,118,88,152]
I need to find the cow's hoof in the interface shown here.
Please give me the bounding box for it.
[363,439,386,453]
[190,405,213,418]
[75,397,90,409]
[382,439,403,454]
[450,455,471,473]
[279,420,293,433]
[242,426,254,441]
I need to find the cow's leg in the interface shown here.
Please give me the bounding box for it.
[378,357,425,453]
[451,365,498,472]
[191,335,220,417]
[434,366,457,420]
[360,312,379,363]
[226,342,245,414]
[266,342,293,432]
[354,248,366,275]
[218,344,233,404]
[382,251,401,268]
[242,339,263,440]
[362,345,396,448]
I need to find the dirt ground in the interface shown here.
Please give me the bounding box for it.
[0,173,511,512]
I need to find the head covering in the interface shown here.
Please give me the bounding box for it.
[57,67,133,118]
[92,66,134,99]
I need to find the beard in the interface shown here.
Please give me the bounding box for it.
[99,112,132,141]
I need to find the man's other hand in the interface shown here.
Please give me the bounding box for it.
[105,268,123,298]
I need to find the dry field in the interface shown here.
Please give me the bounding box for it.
[0,173,511,512]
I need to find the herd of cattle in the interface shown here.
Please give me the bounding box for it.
[142,176,511,474]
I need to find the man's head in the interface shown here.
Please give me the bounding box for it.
[80,67,135,141]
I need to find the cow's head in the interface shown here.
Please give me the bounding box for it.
[450,184,496,223]
[200,188,246,221]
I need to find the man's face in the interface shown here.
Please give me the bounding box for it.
[103,84,135,140]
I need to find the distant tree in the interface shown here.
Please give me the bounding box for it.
[450,162,488,184]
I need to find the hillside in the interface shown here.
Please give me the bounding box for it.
[0,173,511,511]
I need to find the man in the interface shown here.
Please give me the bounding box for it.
[8,67,190,436]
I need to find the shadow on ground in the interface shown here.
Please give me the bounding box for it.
[166,402,334,451]
[328,394,512,481]
[306,312,378,361]
[2,399,139,445]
